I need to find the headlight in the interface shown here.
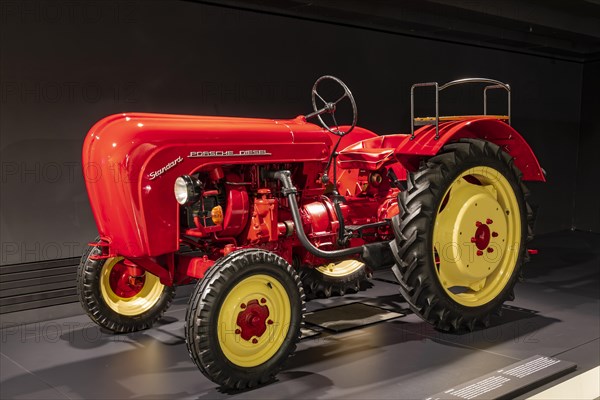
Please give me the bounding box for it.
[174,175,201,205]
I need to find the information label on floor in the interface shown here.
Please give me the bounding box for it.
[425,355,576,400]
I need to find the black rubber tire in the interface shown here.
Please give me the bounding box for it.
[185,249,305,390]
[299,264,372,299]
[389,138,534,332]
[77,241,176,333]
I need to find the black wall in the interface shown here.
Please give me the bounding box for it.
[574,60,600,233]
[0,0,589,266]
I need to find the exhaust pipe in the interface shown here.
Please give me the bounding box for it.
[266,170,365,259]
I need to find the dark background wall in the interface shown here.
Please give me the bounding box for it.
[574,60,600,233]
[0,0,594,267]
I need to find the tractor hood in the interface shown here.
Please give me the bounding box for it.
[82,112,333,257]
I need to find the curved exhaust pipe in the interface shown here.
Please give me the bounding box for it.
[266,170,365,259]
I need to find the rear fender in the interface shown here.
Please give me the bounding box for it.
[393,118,545,181]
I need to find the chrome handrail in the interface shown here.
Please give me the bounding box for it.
[410,77,511,140]
[410,82,439,140]
[484,84,511,124]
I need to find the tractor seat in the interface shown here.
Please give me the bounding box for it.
[337,134,408,170]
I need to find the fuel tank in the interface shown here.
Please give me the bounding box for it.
[82,112,333,257]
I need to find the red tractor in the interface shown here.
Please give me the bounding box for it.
[78,76,544,389]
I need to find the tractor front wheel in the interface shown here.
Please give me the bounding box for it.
[185,249,305,390]
[390,139,533,331]
[77,242,175,333]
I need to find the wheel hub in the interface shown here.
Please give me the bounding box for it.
[236,299,271,341]
[473,223,491,250]
[109,261,146,298]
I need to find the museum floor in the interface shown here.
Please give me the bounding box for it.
[1,230,598,399]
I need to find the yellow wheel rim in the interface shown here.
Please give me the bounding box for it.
[99,257,164,316]
[217,274,291,367]
[432,166,521,307]
[316,260,365,277]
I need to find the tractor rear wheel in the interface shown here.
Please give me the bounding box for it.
[390,139,533,331]
[299,259,372,299]
[185,249,305,390]
[77,242,175,333]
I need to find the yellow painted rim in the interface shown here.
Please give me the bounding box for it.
[316,259,365,277]
[432,166,521,307]
[99,257,164,316]
[217,273,291,368]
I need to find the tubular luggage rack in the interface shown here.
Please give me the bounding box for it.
[410,78,511,140]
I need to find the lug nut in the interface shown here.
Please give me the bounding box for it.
[240,303,246,309]
[252,338,258,344]
[235,329,241,334]
[477,250,484,256]
[476,221,482,227]
[471,237,477,243]
[267,319,273,325]
[492,232,499,237]
[487,248,494,253]
[486,219,493,224]
[260,298,266,304]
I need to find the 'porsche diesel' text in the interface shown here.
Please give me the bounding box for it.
[188,150,271,158]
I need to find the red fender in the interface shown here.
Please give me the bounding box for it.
[393,118,545,182]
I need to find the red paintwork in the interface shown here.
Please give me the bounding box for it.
[336,119,545,181]
[83,110,543,285]
[247,189,279,242]
[474,223,491,251]
[182,255,215,279]
[236,299,270,341]
[392,118,546,181]
[83,113,332,258]
[109,261,145,298]
[338,135,408,172]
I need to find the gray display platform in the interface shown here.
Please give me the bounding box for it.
[300,326,321,340]
[0,231,598,399]
[305,302,405,332]
[427,355,577,400]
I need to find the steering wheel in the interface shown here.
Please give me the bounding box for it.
[305,75,357,136]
